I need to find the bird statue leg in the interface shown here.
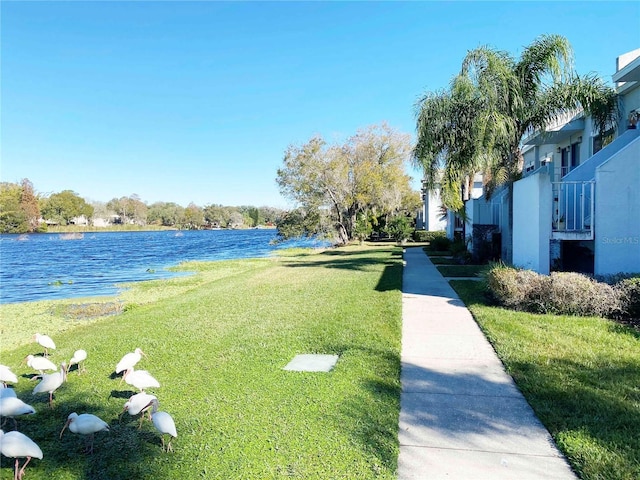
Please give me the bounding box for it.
[14,458,19,480]
[166,437,174,453]
[48,392,54,409]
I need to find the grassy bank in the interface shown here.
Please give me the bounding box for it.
[0,246,403,479]
[451,280,640,480]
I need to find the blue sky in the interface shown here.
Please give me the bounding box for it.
[2,1,638,209]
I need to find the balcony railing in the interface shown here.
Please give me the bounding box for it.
[552,181,595,238]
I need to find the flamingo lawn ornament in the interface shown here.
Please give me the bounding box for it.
[120,392,157,428]
[33,333,56,356]
[25,355,57,376]
[123,368,159,392]
[0,429,43,480]
[60,412,109,454]
[0,397,36,429]
[32,363,66,408]
[68,350,87,374]
[0,365,18,386]
[149,400,177,452]
[115,348,145,374]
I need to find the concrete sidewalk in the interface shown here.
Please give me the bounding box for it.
[397,247,577,480]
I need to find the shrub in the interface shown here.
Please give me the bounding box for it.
[353,214,372,244]
[485,263,543,310]
[485,264,623,317]
[385,215,413,244]
[546,272,622,317]
[617,277,640,318]
[429,235,451,252]
[450,238,472,264]
[413,230,446,242]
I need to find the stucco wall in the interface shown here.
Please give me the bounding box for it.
[425,190,446,231]
[513,173,552,274]
[594,136,640,275]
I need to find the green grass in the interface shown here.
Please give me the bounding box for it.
[0,246,403,479]
[422,248,451,257]
[450,280,640,480]
[436,265,486,277]
[425,256,454,265]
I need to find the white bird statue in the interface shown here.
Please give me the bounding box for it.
[25,355,57,375]
[115,348,145,374]
[0,397,36,429]
[68,349,88,374]
[0,429,43,480]
[60,412,109,454]
[0,365,18,386]
[149,400,177,452]
[32,363,66,408]
[0,386,18,399]
[33,333,56,356]
[120,392,157,428]
[123,367,159,392]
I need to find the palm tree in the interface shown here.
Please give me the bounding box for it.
[413,34,618,258]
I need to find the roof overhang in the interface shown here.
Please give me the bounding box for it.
[613,55,640,83]
[523,118,585,146]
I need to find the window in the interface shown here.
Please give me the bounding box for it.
[571,143,580,168]
[593,128,615,154]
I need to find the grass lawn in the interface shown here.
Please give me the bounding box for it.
[0,246,403,480]
[422,249,451,257]
[450,280,640,480]
[436,265,486,277]
[424,256,454,265]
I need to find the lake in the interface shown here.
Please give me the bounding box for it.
[0,229,325,304]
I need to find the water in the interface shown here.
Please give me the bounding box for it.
[0,230,324,304]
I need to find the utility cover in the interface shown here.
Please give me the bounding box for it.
[283,354,339,372]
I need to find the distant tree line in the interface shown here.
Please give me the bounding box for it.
[0,179,284,234]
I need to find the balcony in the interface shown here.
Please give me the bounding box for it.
[551,181,594,240]
[522,109,585,146]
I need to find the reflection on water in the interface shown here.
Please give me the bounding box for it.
[0,230,324,304]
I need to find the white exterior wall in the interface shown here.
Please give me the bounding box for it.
[424,189,447,231]
[513,172,553,274]
[620,87,640,127]
[594,137,640,275]
[465,200,474,245]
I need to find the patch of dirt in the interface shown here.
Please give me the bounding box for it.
[56,302,124,320]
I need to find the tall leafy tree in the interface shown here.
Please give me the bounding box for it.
[41,190,93,225]
[0,182,28,233]
[414,34,618,212]
[107,195,147,225]
[19,179,41,232]
[148,202,185,227]
[277,123,417,244]
[184,202,204,229]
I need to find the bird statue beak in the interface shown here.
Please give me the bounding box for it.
[60,419,71,438]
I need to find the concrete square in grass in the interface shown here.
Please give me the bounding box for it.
[283,354,339,372]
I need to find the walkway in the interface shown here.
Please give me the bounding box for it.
[398,247,577,479]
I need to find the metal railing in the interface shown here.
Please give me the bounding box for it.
[552,181,595,234]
